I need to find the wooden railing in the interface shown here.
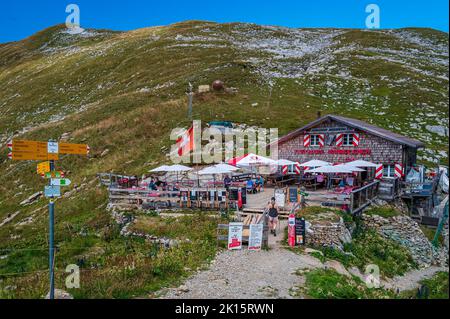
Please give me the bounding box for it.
[350,180,379,215]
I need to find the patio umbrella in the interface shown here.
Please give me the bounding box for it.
[149,165,171,172]
[214,163,240,172]
[275,159,297,166]
[345,160,378,168]
[236,153,277,176]
[299,159,331,168]
[305,165,354,174]
[198,165,234,185]
[236,153,277,167]
[333,164,366,172]
[166,164,193,183]
[227,154,248,166]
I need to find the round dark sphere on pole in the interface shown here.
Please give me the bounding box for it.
[212,80,224,91]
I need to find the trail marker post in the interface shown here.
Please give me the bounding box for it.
[8,139,89,299]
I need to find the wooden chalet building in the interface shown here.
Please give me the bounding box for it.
[275,114,424,179]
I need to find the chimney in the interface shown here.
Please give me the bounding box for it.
[317,111,322,119]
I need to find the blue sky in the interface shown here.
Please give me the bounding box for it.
[0,0,448,43]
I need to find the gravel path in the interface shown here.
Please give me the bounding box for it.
[157,220,448,299]
[383,266,448,292]
[160,221,324,299]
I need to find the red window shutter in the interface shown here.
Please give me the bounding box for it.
[352,133,360,146]
[336,133,344,147]
[318,134,325,148]
[303,134,310,147]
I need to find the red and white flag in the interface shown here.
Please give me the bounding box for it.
[176,126,194,157]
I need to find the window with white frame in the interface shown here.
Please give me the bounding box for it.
[288,165,295,174]
[310,134,321,147]
[343,133,354,146]
[383,164,395,178]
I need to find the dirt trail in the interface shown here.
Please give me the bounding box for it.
[159,221,324,299]
[383,266,448,292]
[157,220,447,299]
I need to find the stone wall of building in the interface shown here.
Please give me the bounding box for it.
[278,120,405,166]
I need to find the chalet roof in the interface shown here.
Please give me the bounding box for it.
[275,114,425,149]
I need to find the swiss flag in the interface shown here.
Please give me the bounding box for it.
[176,126,194,156]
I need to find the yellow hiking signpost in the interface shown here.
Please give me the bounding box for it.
[8,140,58,160]
[7,139,90,299]
[37,161,51,175]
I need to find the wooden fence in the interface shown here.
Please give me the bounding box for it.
[108,187,235,210]
[350,180,379,215]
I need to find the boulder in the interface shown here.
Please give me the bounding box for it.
[45,289,74,299]
[20,192,42,206]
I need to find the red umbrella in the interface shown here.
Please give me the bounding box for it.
[227,154,248,166]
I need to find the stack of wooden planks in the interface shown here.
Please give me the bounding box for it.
[242,213,265,237]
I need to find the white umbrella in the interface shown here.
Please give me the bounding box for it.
[214,163,239,172]
[165,164,193,172]
[166,164,192,183]
[236,153,276,167]
[198,165,233,175]
[275,159,297,166]
[149,165,171,172]
[306,165,354,174]
[345,160,378,168]
[334,164,366,172]
[299,159,331,167]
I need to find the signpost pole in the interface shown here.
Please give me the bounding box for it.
[48,158,55,300]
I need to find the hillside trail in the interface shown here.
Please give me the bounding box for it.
[157,221,446,299]
[158,220,326,299]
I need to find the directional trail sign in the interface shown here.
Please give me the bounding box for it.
[44,171,65,178]
[9,140,58,160]
[5,138,90,300]
[59,142,89,155]
[50,178,71,186]
[37,161,51,175]
[8,140,89,161]
[44,185,61,198]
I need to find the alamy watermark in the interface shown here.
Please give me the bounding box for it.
[65,4,84,34]
[365,4,381,29]
[365,264,381,288]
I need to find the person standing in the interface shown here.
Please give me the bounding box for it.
[266,197,279,236]
[223,175,231,190]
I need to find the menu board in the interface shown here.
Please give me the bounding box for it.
[274,192,285,207]
[228,222,243,250]
[289,187,298,203]
[295,217,306,245]
[248,224,263,251]
[240,188,247,205]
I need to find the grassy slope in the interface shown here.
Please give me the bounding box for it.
[0,21,448,298]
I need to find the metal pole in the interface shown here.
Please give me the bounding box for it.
[187,82,193,120]
[49,159,55,299]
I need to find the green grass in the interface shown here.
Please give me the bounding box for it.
[301,268,395,299]
[365,206,400,218]
[0,212,223,298]
[400,271,449,299]
[313,231,416,278]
